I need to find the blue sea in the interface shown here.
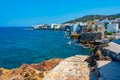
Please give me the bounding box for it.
[0,27,89,69]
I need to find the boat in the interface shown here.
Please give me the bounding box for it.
[67,41,72,45]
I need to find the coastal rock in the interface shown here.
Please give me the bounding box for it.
[0,58,62,80]
[0,55,102,80]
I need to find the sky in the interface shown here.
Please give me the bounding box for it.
[0,0,120,27]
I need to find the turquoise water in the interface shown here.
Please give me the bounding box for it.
[0,27,89,69]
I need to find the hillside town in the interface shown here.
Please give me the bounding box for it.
[33,18,120,33]
[32,18,120,44]
[32,18,120,34]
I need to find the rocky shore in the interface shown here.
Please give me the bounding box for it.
[0,54,120,80]
[0,42,120,80]
[0,55,92,80]
[0,58,63,80]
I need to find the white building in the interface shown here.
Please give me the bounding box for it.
[33,25,43,29]
[71,24,82,34]
[51,24,55,29]
[107,23,119,33]
[73,24,79,31]
[79,22,87,26]
[51,24,61,29]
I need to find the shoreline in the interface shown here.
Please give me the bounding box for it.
[0,42,120,80]
[0,58,63,80]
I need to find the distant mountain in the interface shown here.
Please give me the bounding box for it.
[113,13,120,16]
[64,13,120,23]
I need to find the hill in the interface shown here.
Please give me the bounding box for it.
[64,13,120,23]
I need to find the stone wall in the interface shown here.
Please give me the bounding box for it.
[43,55,90,80]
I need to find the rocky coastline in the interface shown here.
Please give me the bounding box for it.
[0,40,120,80]
[0,58,63,80]
[0,48,119,80]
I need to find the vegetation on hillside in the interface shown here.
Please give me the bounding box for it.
[64,13,120,23]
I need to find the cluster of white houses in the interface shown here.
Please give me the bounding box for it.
[64,18,120,41]
[66,18,120,34]
[32,24,62,30]
[32,18,120,33]
[32,18,120,40]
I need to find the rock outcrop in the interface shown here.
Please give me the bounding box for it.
[0,58,62,80]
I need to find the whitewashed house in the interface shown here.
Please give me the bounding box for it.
[79,22,87,26]
[51,24,61,29]
[71,24,82,34]
[113,18,120,34]
[107,23,119,33]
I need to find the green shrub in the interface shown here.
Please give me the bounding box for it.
[106,32,113,35]
[89,47,95,53]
